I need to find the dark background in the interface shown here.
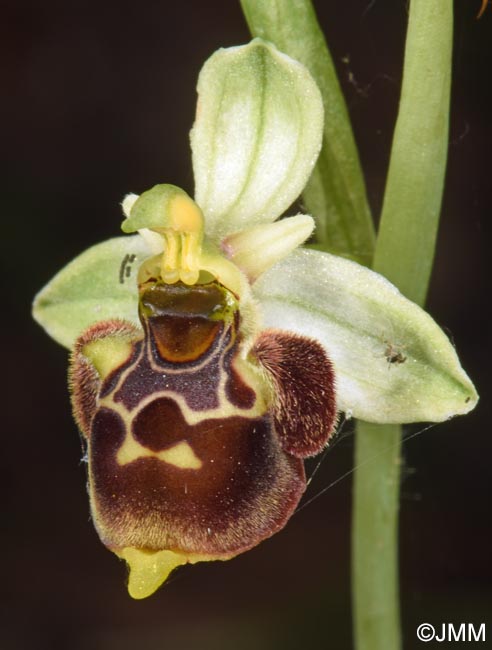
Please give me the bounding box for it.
[2,1,491,649]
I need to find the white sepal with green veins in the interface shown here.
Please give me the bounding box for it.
[254,249,478,423]
[191,38,324,241]
[32,236,148,349]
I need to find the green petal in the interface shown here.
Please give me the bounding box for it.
[32,236,151,349]
[254,249,478,423]
[222,214,314,282]
[191,39,323,241]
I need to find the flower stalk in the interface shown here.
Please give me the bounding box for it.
[353,4,453,649]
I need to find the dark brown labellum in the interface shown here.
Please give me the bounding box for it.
[70,279,337,591]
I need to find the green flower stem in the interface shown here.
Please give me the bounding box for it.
[352,423,402,650]
[353,3,453,650]
[239,0,375,266]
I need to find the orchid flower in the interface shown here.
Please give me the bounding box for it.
[32,39,477,600]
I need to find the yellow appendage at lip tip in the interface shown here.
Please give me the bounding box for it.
[118,547,189,599]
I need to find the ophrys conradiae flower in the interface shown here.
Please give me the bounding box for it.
[33,40,477,599]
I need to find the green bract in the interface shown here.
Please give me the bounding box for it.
[33,39,477,433]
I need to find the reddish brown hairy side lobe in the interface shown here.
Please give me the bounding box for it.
[69,320,141,439]
[252,329,337,458]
